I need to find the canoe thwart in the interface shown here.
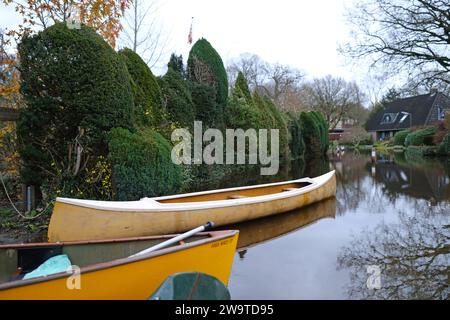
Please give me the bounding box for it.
[282,188,297,192]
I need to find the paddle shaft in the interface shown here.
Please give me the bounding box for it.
[129,222,215,257]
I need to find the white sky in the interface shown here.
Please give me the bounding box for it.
[0,0,358,80]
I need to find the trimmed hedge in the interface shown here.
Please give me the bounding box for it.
[405,127,437,146]
[299,111,329,158]
[226,94,262,130]
[17,23,134,189]
[406,145,437,159]
[261,96,290,160]
[286,113,305,160]
[310,111,329,154]
[393,130,410,146]
[190,81,222,128]
[187,38,228,107]
[159,67,195,128]
[225,75,263,129]
[234,72,253,105]
[167,53,186,78]
[119,48,164,127]
[108,127,182,200]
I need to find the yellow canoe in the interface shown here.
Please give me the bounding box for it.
[48,171,336,242]
[0,230,238,300]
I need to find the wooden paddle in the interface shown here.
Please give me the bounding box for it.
[129,222,215,258]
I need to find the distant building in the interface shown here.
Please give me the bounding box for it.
[366,91,450,141]
[329,118,357,141]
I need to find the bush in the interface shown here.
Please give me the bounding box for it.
[286,113,305,160]
[444,113,450,130]
[189,81,222,128]
[393,130,411,146]
[406,145,437,159]
[17,23,134,196]
[437,133,450,155]
[167,53,186,78]
[234,72,253,105]
[225,75,263,129]
[299,111,329,158]
[258,96,290,160]
[108,128,182,200]
[340,127,372,146]
[404,127,437,146]
[432,121,448,145]
[226,94,262,130]
[119,48,165,127]
[311,111,329,153]
[187,38,228,107]
[159,67,195,128]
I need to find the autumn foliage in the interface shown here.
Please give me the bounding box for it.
[2,0,131,47]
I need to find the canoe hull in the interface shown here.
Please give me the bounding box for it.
[48,172,336,242]
[0,232,238,300]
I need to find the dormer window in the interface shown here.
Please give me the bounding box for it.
[399,113,408,123]
[380,113,398,124]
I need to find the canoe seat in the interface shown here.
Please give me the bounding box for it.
[228,195,248,199]
[282,188,297,192]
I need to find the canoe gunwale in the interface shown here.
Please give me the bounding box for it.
[0,230,239,291]
[55,171,336,212]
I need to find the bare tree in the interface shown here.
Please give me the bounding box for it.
[227,53,269,90]
[301,75,364,130]
[119,0,170,68]
[341,0,450,91]
[227,53,305,108]
[337,212,449,299]
[262,63,304,106]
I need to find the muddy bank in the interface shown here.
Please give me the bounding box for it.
[0,228,47,244]
[0,211,49,244]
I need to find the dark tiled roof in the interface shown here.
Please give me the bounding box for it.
[366,92,441,131]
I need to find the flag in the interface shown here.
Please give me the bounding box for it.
[120,0,127,12]
[188,17,193,45]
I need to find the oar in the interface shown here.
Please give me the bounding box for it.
[129,222,215,258]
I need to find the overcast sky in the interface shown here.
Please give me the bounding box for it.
[0,0,358,80]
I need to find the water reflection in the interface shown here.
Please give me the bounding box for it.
[330,151,375,214]
[223,197,336,253]
[332,150,450,299]
[370,153,450,204]
[330,150,450,213]
[337,212,449,299]
[228,150,450,299]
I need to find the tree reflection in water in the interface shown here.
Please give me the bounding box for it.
[337,212,449,299]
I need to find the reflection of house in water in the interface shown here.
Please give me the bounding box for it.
[369,161,450,203]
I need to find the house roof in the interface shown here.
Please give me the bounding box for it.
[366,92,444,132]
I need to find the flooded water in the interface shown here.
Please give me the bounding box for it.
[225,150,450,300]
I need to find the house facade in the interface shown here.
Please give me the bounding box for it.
[329,118,357,141]
[366,92,450,141]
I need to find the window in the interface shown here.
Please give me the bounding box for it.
[399,113,408,123]
[438,107,446,120]
[380,113,398,124]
